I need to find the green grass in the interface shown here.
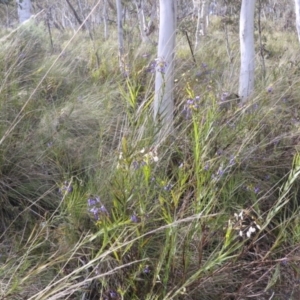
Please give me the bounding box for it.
[1,18,300,299]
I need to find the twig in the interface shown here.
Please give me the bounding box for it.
[184,30,196,65]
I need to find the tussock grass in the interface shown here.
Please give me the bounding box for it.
[1,17,300,300]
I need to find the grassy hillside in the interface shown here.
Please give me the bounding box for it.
[1,18,300,299]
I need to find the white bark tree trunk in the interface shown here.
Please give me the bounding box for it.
[295,0,300,43]
[16,0,32,23]
[134,0,147,42]
[201,1,209,35]
[239,0,256,103]
[103,0,109,39]
[116,0,124,73]
[194,0,201,51]
[194,0,209,51]
[154,0,176,136]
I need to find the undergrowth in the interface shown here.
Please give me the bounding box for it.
[1,18,300,300]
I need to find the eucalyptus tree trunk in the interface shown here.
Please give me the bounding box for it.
[145,0,157,37]
[239,0,256,103]
[201,0,209,35]
[295,0,300,43]
[102,0,109,39]
[16,0,32,23]
[154,0,176,136]
[134,0,147,42]
[116,0,124,73]
[194,0,209,51]
[194,0,201,51]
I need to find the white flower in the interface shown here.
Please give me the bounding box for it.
[246,226,256,238]
[119,152,123,160]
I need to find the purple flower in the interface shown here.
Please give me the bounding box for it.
[87,196,108,220]
[182,96,200,119]
[216,149,223,156]
[146,61,156,73]
[204,163,210,171]
[87,197,100,207]
[254,186,260,194]
[130,214,139,223]
[186,99,194,106]
[132,161,140,170]
[100,205,108,214]
[89,207,101,220]
[281,258,288,265]
[109,291,118,298]
[163,183,173,191]
[59,181,73,195]
[155,58,167,74]
[216,168,225,176]
[143,265,151,274]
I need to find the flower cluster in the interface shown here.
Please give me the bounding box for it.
[130,214,140,223]
[244,184,260,195]
[267,86,273,93]
[155,57,168,74]
[146,60,156,73]
[145,57,168,74]
[143,265,151,274]
[117,147,158,170]
[141,147,159,164]
[195,63,212,82]
[87,196,109,220]
[182,96,200,119]
[59,181,73,195]
[204,153,245,184]
[231,209,261,239]
[163,183,173,191]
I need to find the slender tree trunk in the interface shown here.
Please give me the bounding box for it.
[145,0,157,37]
[239,0,256,103]
[134,0,147,42]
[295,0,300,43]
[116,0,124,73]
[6,4,10,28]
[194,0,208,52]
[194,0,201,51]
[65,0,86,30]
[16,0,32,23]
[201,1,209,35]
[154,0,176,137]
[103,0,109,39]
